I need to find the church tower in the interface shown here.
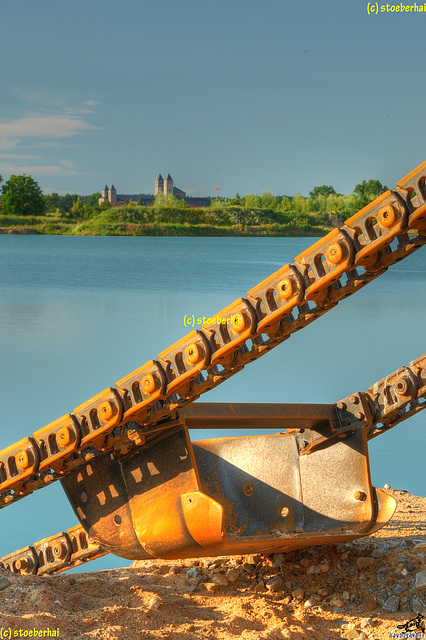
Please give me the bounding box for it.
[99,185,109,205]
[109,184,117,204]
[164,173,173,196]
[155,174,164,195]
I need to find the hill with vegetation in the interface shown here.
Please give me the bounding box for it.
[0,174,388,237]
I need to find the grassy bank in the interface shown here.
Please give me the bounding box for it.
[0,206,335,237]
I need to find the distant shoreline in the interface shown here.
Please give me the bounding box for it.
[0,224,329,237]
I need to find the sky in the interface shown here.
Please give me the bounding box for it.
[1,0,425,198]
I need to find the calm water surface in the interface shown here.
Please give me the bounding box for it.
[0,236,425,571]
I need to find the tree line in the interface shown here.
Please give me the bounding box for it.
[0,173,388,225]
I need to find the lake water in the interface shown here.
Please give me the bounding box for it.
[0,235,425,572]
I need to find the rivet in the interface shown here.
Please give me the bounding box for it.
[243,483,254,496]
[354,491,367,501]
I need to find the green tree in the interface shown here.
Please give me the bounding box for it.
[292,191,306,212]
[352,179,387,211]
[244,194,261,208]
[261,190,277,209]
[1,174,45,216]
[309,185,336,198]
[354,179,387,198]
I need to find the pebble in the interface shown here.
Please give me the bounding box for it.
[396,555,407,563]
[0,576,11,591]
[242,563,254,574]
[253,581,266,593]
[186,584,197,593]
[362,594,377,612]
[411,595,426,615]
[272,553,284,568]
[147,594,162,611]
[357,557,375,570]
[371,549,383,559]
[307,564,320,575]
[342,630,361,640]
[343,590,350,601]
[291,588,304,599]
[382,595,400,613]
[415,572,426,591]
[303,599,316,609]
[203,582,220,591]
[265,576,283,592]
[212,574,229,587]
[393,584,405,595]
[226,569,240,583]
[186,567,200,579]
[169,565,181,574]
[360,618,373,628]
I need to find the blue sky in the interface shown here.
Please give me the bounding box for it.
[1,0,425,197]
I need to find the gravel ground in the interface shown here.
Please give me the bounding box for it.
[0,487,424,640]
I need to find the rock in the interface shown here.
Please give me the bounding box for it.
[0,576,10,591]
[303,599,316,609]
[341,552,349,561]
[377,574,385,583]
[342,630,361,640]
[371,549,383,559]
[169,565,181,574]
[226,569,240,583]
[382,595,400,613]
[396,555,407,563]
[342,590,350,601]
[362,594,377,612]
[393,584,405,595]
[186,567,200,579]
[203,582,220,591]
[307,564,320,575]
[360,618,373,628]
[147,594,162,611]
[265,576,283,592]
[285,580,293,589]
[383,483,391,490]
[357,557,375,570]
[208,557,228,567]
[406,562,416,572]
[320,562,330,573]
[272,553,284,568]
[242,563,254,574]
[415,572,426,591]
[412,595,426,615]
[245,555,258,566]
[253,581,266,592]
[186,584,197,593]
[291,588,304,599]
[330,594,345,608]
[212,574,229,587]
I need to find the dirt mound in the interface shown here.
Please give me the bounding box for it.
[0,488,424,640]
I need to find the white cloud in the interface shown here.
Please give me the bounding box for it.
[0,115,99,145]
[0,153,41,160]
[0,161,77,176]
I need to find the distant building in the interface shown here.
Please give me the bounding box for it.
[98,174,211,208]
[155,173,186,199]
